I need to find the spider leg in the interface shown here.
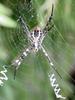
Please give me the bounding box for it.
[41,46,62,79]
[43,4,54,34]
[39,24,54,45]
[14,67,17,80]
[17,16,32,42]
[43,4,54,37]
[11,46,32,79]
[49,4,54,22]
[47,24,54,32]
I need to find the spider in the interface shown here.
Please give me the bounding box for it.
[12,4,61,79]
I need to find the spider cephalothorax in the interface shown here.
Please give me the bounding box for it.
[30,27,44,52]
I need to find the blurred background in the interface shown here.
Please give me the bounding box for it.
[0,0,75,100]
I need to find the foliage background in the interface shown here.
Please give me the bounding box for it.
[0,0,75,100]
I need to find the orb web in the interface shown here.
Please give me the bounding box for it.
[0,0,75,99]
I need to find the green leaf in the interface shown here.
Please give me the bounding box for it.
[0,3,12,16]
[0,15,17,28]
